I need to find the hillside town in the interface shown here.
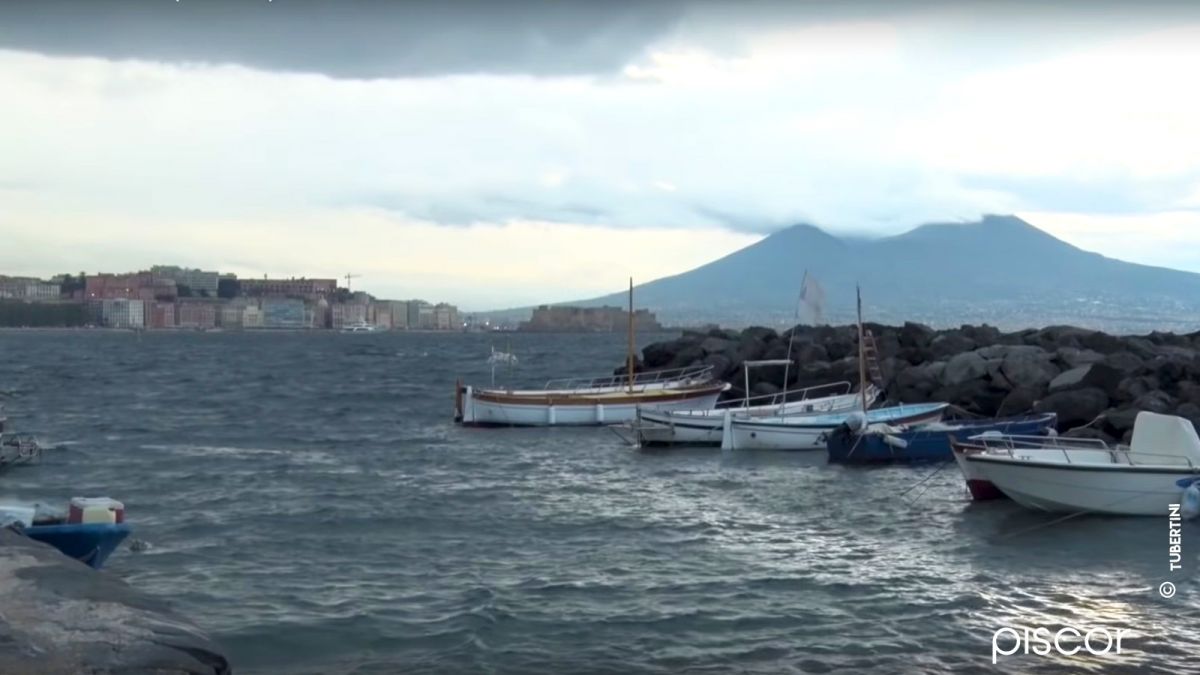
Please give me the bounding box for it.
[0,267,462,331]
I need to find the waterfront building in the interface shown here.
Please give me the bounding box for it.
[261,298,306,329]
[416,304,436,329]
[0,277,61,301]
[519,305,663,332]
[100,298,145,329]
[406,300,426,329]
[434,303,459,331]
[218,303,245,329]
[396,301,412,328]
[332,301,369,329]
[151,265,220,297]
[369,303,393,330]
[176,300,218,329]
[147,302,176,329]
[86,273,151,300]
[240,277,337,300]
[243,304,264,329]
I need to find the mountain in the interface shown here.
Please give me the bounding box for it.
[572,215,1200,332]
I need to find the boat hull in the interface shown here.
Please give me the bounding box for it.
[457,384,728,427]
[26,523,132,569]
[636,391,871,447]
[965,456,1200,516]
[952,442,1008,500]
[722,404,949,451]
[827,414,1057,464]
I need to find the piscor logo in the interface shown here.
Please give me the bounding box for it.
[992,626,1131,665]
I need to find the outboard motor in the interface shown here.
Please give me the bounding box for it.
[1183,480,1200,520]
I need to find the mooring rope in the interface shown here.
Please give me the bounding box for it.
[900,459,956,503]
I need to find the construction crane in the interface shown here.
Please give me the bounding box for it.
[344,273,359,293]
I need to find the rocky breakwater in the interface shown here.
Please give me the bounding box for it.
[632,323,1200,444]
[0,528,231,674]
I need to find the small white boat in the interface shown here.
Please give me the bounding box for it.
[487,346,518,365]
[341,321,379,333]
[720,402,949,451]
[957,412,1200,516]
[633,382,881,447]
[455,365,730,426]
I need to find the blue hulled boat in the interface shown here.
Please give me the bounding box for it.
[25,523,132,570]
[2,498,131,570]
[826,413,1058,464]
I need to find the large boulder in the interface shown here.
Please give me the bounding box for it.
[741,326,778,344]
[932,379,1003,416]
[1047,362,1124,398]
[1078,331,1131,355]
[791,342,829,364]
[1000,348,1059,391]
[930,333,976,359]
[1175,402,1200,430]
[1056,347,1104,370]
[961,324,1003,345]
[1133,390,1176,415]
[735,335,768,363]
[1102,407,1140,436]
[898,322,935,350]
[702,353,734,380]
[997,386,1043,416]
[1121,336,1160,360]
[643,338,687,369]
[1048,366,1089,393]
[976,344,1044,361]
[700,336,737,357]
[667,343,704,369]
[943,351,989,387]
[1034,387,1110,429]
[1101,352,1146,376]
[0,529,230,674]
[1115,376,1160,405]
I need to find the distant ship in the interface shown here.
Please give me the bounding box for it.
[341,321,379,333]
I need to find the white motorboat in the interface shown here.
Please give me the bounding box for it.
[633,382,881,447]
[720,401,949,451]
[957,412,1200,516]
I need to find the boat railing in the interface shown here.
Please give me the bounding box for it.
[542,365,715,393]
[965,433,1199,468]
[723,380,854,408]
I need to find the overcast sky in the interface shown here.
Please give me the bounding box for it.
[3,0,1200,309]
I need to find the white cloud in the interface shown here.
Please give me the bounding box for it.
[1020,210,1200,274]
[4,12,1200,306]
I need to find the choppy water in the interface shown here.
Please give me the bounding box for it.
[1,330,1197,674]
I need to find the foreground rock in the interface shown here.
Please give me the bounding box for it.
[632,322,1200,445]
[0,529,230,674]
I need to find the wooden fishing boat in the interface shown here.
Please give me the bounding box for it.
[826,413,1057,464]
[954,412,1200,515]
[455,366,729,426]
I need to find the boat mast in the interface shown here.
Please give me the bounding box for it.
[856,284,869,419]
[627,277,635,393]
[780,269,807,414]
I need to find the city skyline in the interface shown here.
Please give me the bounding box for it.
[4,2,1200,308]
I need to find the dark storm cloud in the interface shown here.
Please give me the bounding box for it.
[0,0,690,78]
